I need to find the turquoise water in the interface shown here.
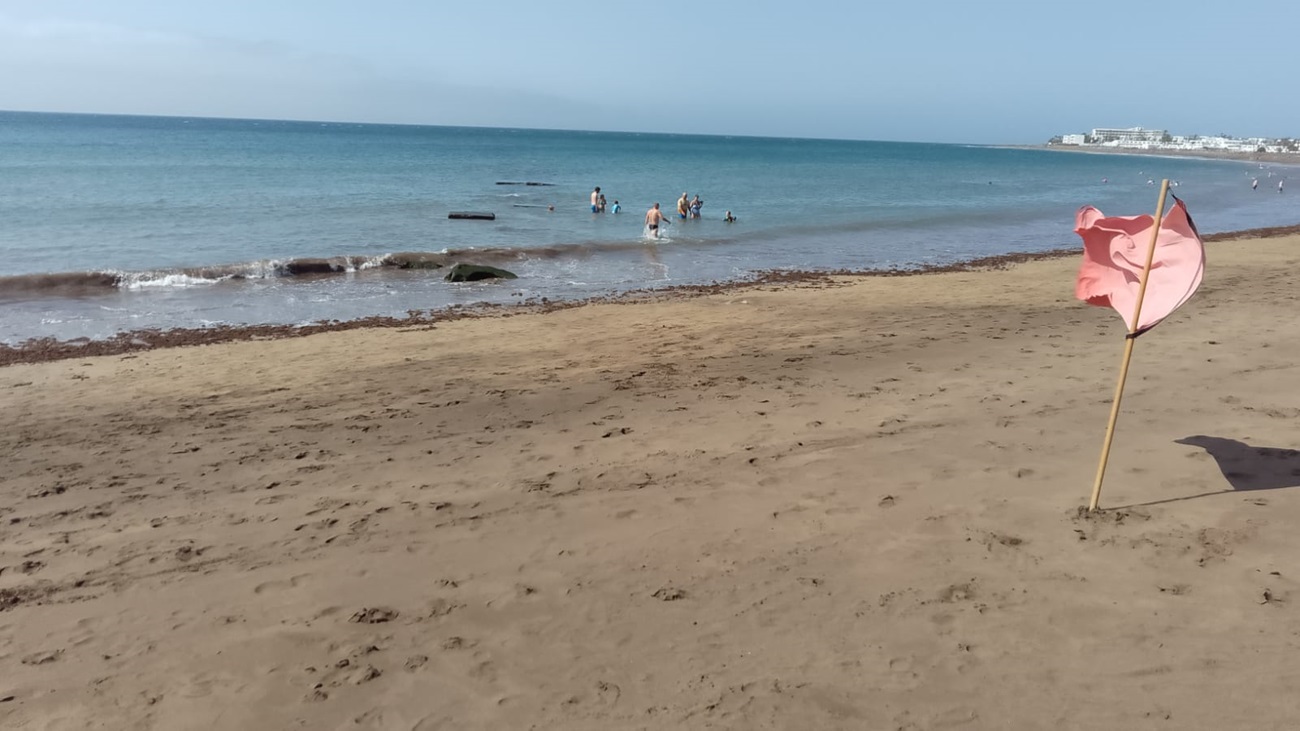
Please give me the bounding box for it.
[1,111,1295,343]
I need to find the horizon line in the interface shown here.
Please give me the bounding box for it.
[0,107,1026,148]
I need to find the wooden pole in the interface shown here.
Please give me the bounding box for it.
[1087,179,1171,512]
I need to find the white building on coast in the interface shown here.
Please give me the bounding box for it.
[1050,126,1299,154]
[1090,127,1168,146]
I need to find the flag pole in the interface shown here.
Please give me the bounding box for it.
[1087,179,1171,512]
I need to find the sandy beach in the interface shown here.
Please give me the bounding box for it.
[3,231,1300,730]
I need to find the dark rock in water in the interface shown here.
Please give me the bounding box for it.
[386,252,446,270]
[448,211,495,220]
[444,264,518,282]
[283,258,346,275]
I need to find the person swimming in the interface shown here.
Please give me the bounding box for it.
[724,211,736,223]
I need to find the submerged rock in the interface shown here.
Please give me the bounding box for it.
[283,258,346,275]
[444,264,518,282]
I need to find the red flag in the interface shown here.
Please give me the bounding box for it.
[1074,196,1205,334]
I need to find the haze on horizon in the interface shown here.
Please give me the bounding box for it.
[1,1,1294,145]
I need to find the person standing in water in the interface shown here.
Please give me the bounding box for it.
[591,186,601,212]
[645,203,668,238]
[677,192,690,220]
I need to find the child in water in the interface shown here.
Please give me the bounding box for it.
[611,200,620,213]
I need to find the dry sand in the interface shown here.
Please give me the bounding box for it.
[2,233,1300,730]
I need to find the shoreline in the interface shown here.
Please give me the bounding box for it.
[4,221,1299,367]
[1015,143,1300,166]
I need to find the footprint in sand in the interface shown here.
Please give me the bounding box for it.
[937,581,977,604]
[252,574,311,595]
[21,649,63,666]
[412,716,456,730]
[426,598,463,619]
[348,607,398,624]
[404,655,429,671]
[982,532,1025,549]
[440,636,477,651]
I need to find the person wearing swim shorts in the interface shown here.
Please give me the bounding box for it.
[591,186,601,212]
[677,192,689,219]
[645,203,668,238]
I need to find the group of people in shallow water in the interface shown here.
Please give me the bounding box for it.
[1250,176,1284,193]
[676,192,704,219]
[645,192,737,237]
[587,186,736,239]
[589,186,620,213]
[587,184,738,239]
[1101,168,1287,194]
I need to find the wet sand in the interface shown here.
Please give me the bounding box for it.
[3,231,1300,729]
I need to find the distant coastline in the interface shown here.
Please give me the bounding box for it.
[1012,143,1300,166]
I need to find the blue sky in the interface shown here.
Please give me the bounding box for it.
[0,1,1293,143]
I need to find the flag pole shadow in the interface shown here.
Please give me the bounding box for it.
[1113,435,1300,509]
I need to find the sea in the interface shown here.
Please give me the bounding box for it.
[1,110,1295,345]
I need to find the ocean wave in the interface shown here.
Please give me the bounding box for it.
[121,272,231,290]
[0,271,124,296]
